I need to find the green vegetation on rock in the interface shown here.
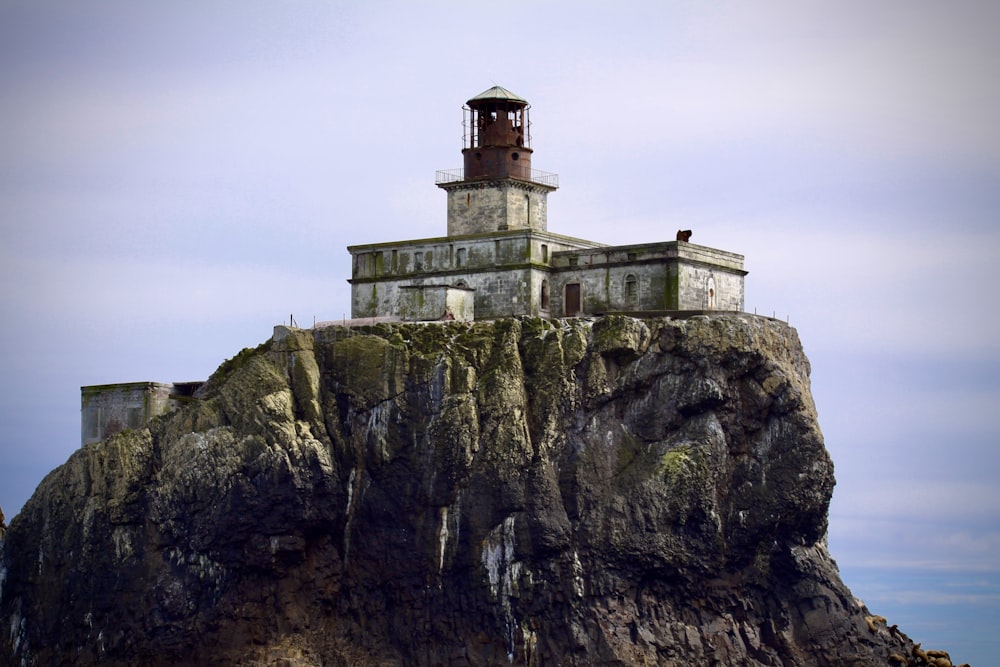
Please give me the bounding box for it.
[0,314,904,667]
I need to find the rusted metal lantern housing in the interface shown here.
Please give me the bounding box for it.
[462,86,533,181]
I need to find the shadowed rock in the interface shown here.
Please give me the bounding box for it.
[0,315,919,665]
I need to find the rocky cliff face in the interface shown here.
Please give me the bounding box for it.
[1,315,918,666]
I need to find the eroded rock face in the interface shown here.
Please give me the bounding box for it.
[1,315,911,665]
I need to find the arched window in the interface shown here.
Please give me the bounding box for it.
[540,279,550,310]
[624,274,638,308]
[707,276,717,309]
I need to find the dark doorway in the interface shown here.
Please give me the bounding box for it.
[565,283,581,317]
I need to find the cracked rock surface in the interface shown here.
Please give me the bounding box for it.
[1,315,915,665]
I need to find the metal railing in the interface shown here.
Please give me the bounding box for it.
[434,169,465,184]
[435,168,559,188]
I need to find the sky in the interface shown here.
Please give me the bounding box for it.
[1,1,998,663]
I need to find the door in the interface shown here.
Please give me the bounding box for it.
[565,283,581,317]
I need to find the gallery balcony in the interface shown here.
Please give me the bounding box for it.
[435,168,559,188]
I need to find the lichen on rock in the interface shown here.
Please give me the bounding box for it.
[0,315,920,666]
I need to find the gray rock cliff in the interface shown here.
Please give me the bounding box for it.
[1,315,921,665]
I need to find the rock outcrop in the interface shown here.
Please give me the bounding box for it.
[1,315,920,665]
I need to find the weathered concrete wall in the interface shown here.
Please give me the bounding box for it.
[80,382,200,446]
[550,241,744,273]
[442,180,552,235]
[399,285,474,322]
[549,264,671,316]
[353,269,534,320]
[349,237,744,320]
[349,231,601,319]
[677,263,744,311]
[445,287,475,321]
[529,268,552,316]
[547,241,746,316]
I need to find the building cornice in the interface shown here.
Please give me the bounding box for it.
[348,262,547,285]
[347,228,605,253]
[435,176,557,193]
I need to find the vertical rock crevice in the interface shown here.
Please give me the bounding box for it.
[0,315,917,666]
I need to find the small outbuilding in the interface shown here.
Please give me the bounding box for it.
[80,381,201,446]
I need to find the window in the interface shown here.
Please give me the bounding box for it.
[541,244,548,262]
[356,252,385,277]
[414,252,423,271]
[456,248,466,267]
[540,280,550,310]
[625,274,638,308]
[707,276,717,309]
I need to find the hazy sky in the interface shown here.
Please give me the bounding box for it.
[1,1,998,663]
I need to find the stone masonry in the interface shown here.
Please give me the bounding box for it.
[347,85,747,321]
[80,381,201,447]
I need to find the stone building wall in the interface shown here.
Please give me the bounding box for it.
[354,269,535,320]
[442,180,552,236]
[548,264,671,316]
[547,241,746,316]
[349,227,745,321]
[676,264,744,312]
[349,231,601,320]
[671,243,745,311]
[398,285,474,322]
[80,382,200,446]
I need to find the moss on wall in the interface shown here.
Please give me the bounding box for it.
[666,267,680,310]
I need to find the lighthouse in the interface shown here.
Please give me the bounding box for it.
[346,86,746,322]
[437,86,558,236]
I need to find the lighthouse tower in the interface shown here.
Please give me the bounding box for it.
[347,85,746,322]
[436,86,558,236]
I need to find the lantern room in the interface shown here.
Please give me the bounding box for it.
[462,86,533,181]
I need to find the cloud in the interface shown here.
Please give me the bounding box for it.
[535,1,1000,163]
[830,527,1000,576]
[856,580,1000,608]
[832,480,1000,526]
[2,253,340,326]
[828,481,1000,576]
